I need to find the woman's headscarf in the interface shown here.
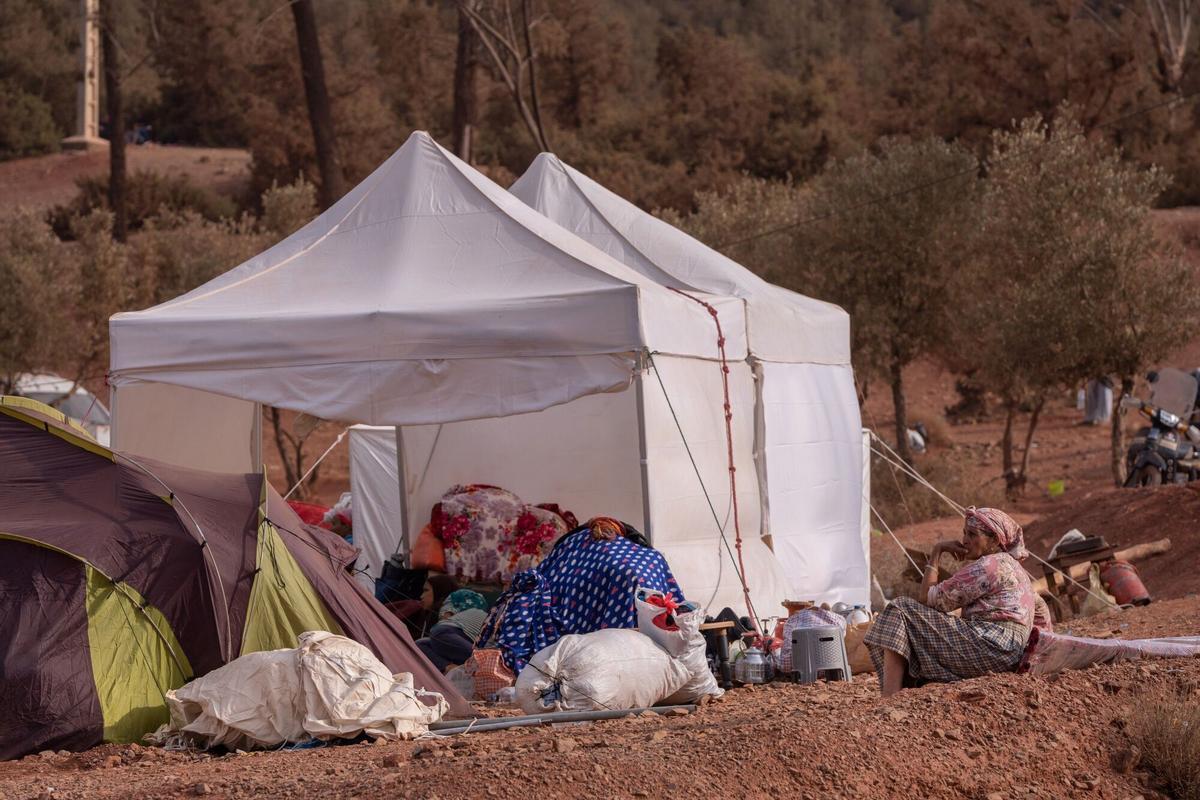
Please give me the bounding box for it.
[440,588,488,617]
[964,506,1027,560]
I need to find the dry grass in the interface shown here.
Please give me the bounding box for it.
[1129,691,1200,800]
[870,448,1003,527]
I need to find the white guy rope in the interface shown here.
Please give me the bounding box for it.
[284,427,350,500]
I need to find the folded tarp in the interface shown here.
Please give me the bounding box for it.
[1019,628,1200,676]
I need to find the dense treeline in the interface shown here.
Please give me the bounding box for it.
[4,0,1200,498]
[6,0,1200,208]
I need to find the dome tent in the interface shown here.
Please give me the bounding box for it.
[0,396,467,760]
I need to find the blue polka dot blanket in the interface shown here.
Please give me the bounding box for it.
[478,528,686,672]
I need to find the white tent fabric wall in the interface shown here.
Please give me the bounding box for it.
[347,425,402,592]
[641,355,790,617]
[861,429,872,584]
[758,363,868,606]
[348,361,784,617]
[396,387,643,540]
[509,153,867,607]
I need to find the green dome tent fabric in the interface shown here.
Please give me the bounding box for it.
[0,396,467,760]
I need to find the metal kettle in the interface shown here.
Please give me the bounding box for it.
[734,646,774,685]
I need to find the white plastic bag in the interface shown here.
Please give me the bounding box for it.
[635,588,723,703]
[514,629,690,713]
[635,587,690,656]
[659,606,723,703]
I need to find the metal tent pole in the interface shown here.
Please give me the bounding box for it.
[394,425,411,565]
[634,351,654,540]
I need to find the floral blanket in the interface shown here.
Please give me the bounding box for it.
[431,485,577,584]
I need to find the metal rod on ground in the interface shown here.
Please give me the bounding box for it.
[428,718,544,736]
[428,704,698,735]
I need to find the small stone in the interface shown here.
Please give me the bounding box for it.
[648,730,669,742]
[191,783,211,796]
[986,793,1005,800]
[56,750,70,757]
[381,753,403,768]
[956,690,987,703]
[944,729,962,742]
[886,709,908,722]
[664,707,689,716]
[553,737,577,754]
[38,750,55,759]
[103,755,122,769]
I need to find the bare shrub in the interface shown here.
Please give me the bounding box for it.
[1129,691,1200,800]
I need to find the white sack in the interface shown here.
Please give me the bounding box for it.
[162,631,447,750]
[514,629,689,713]
[634,588,723,703]
[658,609,723,704]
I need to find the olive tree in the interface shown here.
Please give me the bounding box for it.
[791,138,981,463]
[954,108,1192,494]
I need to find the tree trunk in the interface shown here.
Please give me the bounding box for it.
[1112,375,1133,486]
[102,0,127,242]
[889,346,911,465]
[452,2,481,162]
[1013,394,1046,496]
[290,0,346,210]
[1001,398,1016,492]
[520,0,550,151]
[269,408,300,492]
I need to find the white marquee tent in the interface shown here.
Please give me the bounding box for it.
[108,131,866,616]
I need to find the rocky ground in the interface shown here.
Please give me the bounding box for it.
[2,597,1196,800]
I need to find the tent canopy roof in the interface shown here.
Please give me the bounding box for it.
[510,152,851,365]
[109,132,726,426]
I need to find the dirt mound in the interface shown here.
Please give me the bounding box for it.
[1025,484,1200,601]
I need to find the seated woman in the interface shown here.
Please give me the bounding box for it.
[417,608,488,672]
[478,517,685,672]
[386,573,459,640]
[866,507,1035,697]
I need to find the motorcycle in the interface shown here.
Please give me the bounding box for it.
[1122,367,1200,487]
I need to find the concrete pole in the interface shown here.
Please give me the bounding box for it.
[62,0,106,150]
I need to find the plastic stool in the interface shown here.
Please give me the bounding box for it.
[790,625,851,684]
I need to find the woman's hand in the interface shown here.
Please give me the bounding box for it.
[931,540,968,562]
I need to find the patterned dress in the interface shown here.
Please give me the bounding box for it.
[478,529,685,672]
[866,553,1035,685]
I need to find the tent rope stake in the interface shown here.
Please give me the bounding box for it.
[665,288,759,632]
